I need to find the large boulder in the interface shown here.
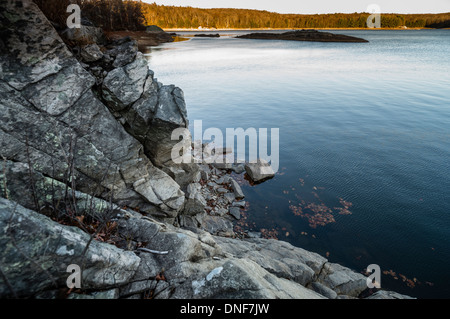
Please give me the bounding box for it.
[0,196,412,299]
[100,39,198,188]
[171,259,325,299]
[215,237,326,287]
[0,198,140,297]
[112,211,324,299]
[0,0,76,91]
[316,262,368,297]
[80,43,103,63]
[245,159,275,183]
[102,52,151,112]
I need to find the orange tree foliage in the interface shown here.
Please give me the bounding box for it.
[33,1,450,31]
[141,2,450,29]
[34,0,146,31]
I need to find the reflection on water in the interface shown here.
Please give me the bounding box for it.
[143,47,178,58]
[147,30,450,298]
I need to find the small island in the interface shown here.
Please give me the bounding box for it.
[236,29,368,43]
[194,33,221,37]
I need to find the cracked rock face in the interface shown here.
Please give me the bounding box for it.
[102,52,151,112]
[0,0,74,90]
[0,196,413,299]
[97,36,197,187]
[0,0,187,219]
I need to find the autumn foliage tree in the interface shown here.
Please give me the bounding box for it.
[34,0,450,30]
[140,3,450,29]
[81,0,146,31]
[34,0,146,31]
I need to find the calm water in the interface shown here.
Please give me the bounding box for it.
[146,30,450,298]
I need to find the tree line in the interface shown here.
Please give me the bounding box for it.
[34,0,450,31]
[34,0,146,31]
[141,3,450,29]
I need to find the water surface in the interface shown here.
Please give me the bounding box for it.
[146,30,450,298]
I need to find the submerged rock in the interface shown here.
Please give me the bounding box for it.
[245,159,275,183]
[230,178,245,199]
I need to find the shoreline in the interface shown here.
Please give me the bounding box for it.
[164,27,429,32]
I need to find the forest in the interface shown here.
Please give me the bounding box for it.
[34,0,146,31]
[34,0,450,31]
[141,3,450,29]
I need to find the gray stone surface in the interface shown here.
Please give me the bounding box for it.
[229,207,241,220]
[215,237,325,287]
[0,0,186,220]
[0,195,413,299]
[107,37,139,68]
[184,183,207,215]
[245,159,275,183]
[309,282,338,299]
[366,290,415,299]
[0,0,75,91]
[201,215,235,237]
[316,262,367,297]
[171,259,325,299]
[230,178,245,199]
[0,198,140,297]
[80,43,104,62]
[102,52,151,111]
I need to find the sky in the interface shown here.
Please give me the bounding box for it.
[144,0,450,14]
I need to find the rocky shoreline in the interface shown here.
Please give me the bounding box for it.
[0,0,410,299]
[105,30,175,51]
